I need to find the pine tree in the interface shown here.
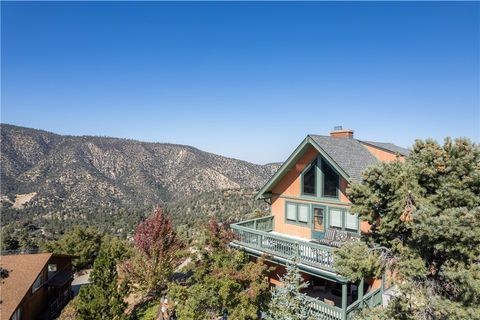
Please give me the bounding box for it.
[265,260,316,320]
[76,237,130,320]
[168,217,271,320]
[44,226,103,271]
[334,138,480,320]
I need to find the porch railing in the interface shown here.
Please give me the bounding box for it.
[231,216,334,271]
[305,295,343,320]
[346,287,382,319]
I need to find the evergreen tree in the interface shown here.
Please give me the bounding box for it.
[44,226,103,271]
[168,217,271,319]
[76,237,130,320]
[334,138,480,319]
[265,260,316,320]
[0,227,20,251]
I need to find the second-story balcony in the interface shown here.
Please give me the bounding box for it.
[230,215,336,274]
[230,215,385,320]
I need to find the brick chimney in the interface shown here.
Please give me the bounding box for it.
[330,126,354,138]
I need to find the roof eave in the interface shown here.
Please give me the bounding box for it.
[255,136,351,201]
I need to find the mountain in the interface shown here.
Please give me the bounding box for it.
[1,124,280,211]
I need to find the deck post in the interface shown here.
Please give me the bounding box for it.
[358,278,364,306]
[381,272,385,292]
[342,283,347,320]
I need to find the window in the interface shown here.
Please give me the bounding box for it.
[322,161,338,197]
[302,160,316,195]
[285,202,309,225]
[345,212,358,231]
[301,158,339,199]
[329,208,359,232]
[313,207,325,232]
[330,208,343,229]
[48,264,57,272]
[12,307,21,320]
[32,274,43,293]
[298,205,309,223]
[286,203,297,221]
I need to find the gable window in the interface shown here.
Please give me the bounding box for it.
[302,160,316,195]
[12,307,21,320]
[285,201,310,225]
[32,274,43,293]
[322,161,338,198]
[329,207,359,232]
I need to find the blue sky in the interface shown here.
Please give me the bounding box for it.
[2,2,479,164]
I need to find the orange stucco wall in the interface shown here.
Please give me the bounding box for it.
[272,146,318,196]
[271,196,313,239]
[269,146,355,240]
[363,144,404,162]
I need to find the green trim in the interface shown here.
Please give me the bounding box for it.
[284,200,310,227]
[231,243,348,283]
[300,158,317,196]
[255,137,311,200]
[328,207,360,234]
[311,204,327,239]
[320,157,340,199]
[307,136,350,180]
[255,135,352,201]
[274,194,351,206]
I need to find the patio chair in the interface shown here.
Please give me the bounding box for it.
[329,230,349,247]
[317,229,336,246]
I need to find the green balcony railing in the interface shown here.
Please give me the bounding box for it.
[346,287,382,319]
[305,295,343,320]
[231,216,334,272]
[231,216,384,320]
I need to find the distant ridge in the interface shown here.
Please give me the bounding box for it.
[0,123,281,210]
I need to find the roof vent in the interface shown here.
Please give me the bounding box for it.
[330,127,354,139]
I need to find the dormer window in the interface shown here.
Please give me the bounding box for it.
[302,160,316,195]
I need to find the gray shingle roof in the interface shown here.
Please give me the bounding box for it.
[360,140,410,156]
[309,135,379,181]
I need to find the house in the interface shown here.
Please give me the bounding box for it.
[0,253,76,320]
[230,127,409,320]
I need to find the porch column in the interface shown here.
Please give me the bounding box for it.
[358,278,364,303]
[342,283,348,320]
[381,273,385,292]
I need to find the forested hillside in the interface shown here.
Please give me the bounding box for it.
[1,124,278,246]
[1,124,279,209]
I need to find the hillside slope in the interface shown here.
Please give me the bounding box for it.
[1,124,280,211]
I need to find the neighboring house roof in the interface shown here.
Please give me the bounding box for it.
[0,253,53,319]
[255,134,409,200]
[360,140,411,156]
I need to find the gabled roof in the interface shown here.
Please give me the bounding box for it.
[359,140,410,156]
[0,253,53,319]
[255,134,408,200]
[309,135,378,181]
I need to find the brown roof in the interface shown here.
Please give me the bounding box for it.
[0,253,53,319]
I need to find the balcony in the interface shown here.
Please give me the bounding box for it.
[230,216,384,320]
[230,216,335,273]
